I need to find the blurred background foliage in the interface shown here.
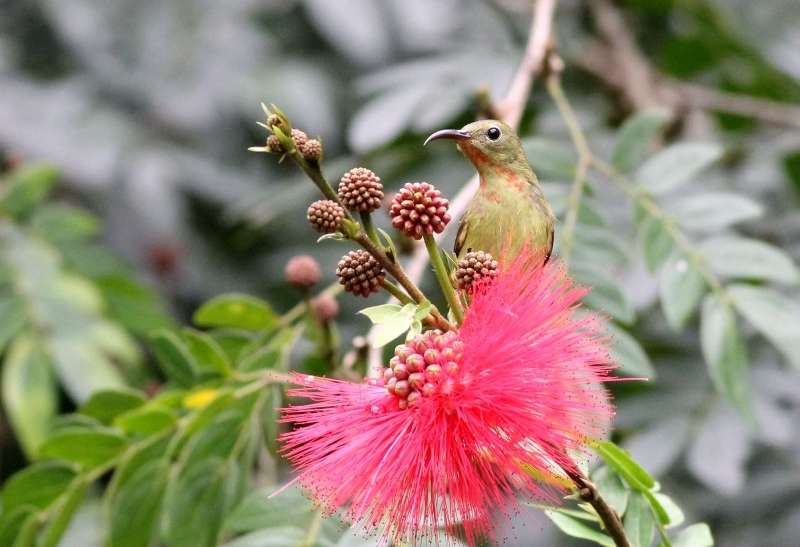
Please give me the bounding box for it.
[1,0,799,545]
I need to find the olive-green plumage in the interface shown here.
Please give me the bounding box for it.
[426,120,555,263]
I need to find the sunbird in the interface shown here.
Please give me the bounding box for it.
[426,120,555,264]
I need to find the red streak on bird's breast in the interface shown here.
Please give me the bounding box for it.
[460,145,528,194]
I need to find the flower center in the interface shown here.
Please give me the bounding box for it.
[380,330,465,410]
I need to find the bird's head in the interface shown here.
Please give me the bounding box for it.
[425,119,528,174]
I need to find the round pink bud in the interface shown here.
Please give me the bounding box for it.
[425,364,442,381]
[389,182,451,240]
[422,383,437,397]
[423,348,440,365]
[408,372,425,389]
[395,380,410,398]
[406,354,425,373]
[393,363,409,380]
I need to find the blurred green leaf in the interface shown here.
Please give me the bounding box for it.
[637,142,723,195]
[639,216,674,272]
[79,388,146,425]
[699,236,799,284]
[38,429,127,470]
[114,407,177,437]
[673,523,713,547]
[612,110,671,173]
[659,252,707,330]
[30,204,99,242]
[666,192,762,232]
[150,330,199,387]
[544,510,614,547]
[571,267,635,325]
[0,507,35,547]
[163,458,230,547]
[37,475,89,547]
[0,294,26,353]
[2,334,57,456]
[194,294,278,331]
[183,328,234,377]
[700,295,753,419]
[0,164,59,219]
[623,493,655,547]
[1,462,77,512]
[108,459,168,547]
[607,322,655,378]
[50,336,125,402]
[593,440,656,491]
[523,138,577,180]
[95,275,175,336]
[653,492,685,528]
[728,285,800,369]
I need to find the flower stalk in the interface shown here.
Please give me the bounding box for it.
[423,234,464,324]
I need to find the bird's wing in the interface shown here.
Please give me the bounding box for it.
[454,215,470,258]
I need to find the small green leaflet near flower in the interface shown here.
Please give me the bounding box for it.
[359,301,432,348]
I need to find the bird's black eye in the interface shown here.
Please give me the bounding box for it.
[487,127,501,140]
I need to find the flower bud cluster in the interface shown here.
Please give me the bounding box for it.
[389,182,451,239]
[379,330,466,410]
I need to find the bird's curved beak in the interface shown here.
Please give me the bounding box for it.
[424,129,470,146]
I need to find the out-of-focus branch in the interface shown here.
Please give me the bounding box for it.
[367,0,559,374]
[577,0,800,129]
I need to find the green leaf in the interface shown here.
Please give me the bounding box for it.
[612,110,672,173]
[221,528,306,547]
[37,476,90,547]
[572,267,635,325]
[700,295,753,419]
[50,336,125,402]
[237,327,300,372]
[623,493,655,547]
[0,294,26,354]
[38,429,127,470]
[79,389,146,425]
[544,511,614,547]
[95,275,175,336]
[114,407,177,437]
[728,285,800,369]
[225,486,314,533]
[666,192,762,232]
[673,523,713,547]
[659,252,707,330]
[2,335,57,456]
[194,294,278,331]
[182,328,234,377]
[523,138,577,179]
[593,440,656,491]
[149,330,198,387]
[2,462,77,512]
[699,236,799,284]
[1,164,59,218]
[163,458,230,547]
[637,142,723,195]
[652,492,684,528]
[592,466,629,516]
[30,204,99,242]
[108,459,169,547]
[357,303,404,323]
[607,323,655,378]
[0,507,36,547]
[639,216,674,272]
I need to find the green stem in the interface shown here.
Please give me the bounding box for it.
[423,234,464,324]
[381,279,413,304]
[355,232,452,330]
[546,72,591,266]
[360,211,381,247]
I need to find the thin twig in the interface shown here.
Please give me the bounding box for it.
[566,468,631,547]
[368,0,559,372]
[545,60,591,265]
[578,0,800,129]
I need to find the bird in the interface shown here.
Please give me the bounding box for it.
[425,120,555,265]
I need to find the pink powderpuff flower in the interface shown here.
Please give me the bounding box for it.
[279,251,617,545]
